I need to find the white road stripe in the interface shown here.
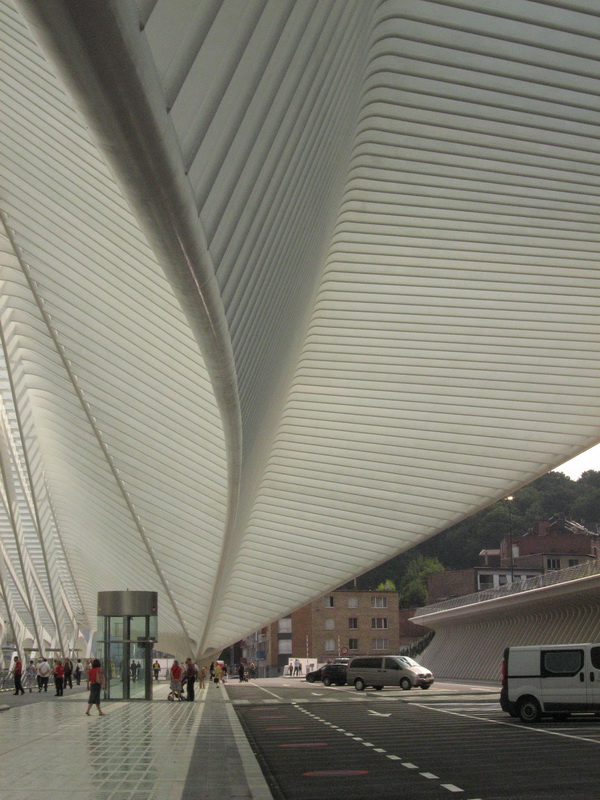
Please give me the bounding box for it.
[410,702,600,745]
[441,785,464,793]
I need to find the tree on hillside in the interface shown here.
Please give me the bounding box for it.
[397,554,444,608]
[376,579,396,591]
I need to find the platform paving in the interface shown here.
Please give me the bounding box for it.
[0,679,273,800]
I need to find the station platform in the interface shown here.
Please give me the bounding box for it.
[0,679,273,800]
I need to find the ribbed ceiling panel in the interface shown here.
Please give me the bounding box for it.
[3,0,600,657]
[2,0,227,655]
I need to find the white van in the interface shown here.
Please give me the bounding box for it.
[500,642,600,722]
[347,655,434,691]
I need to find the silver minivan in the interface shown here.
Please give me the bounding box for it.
[347,655,434,691]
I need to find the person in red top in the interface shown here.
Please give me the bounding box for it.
[12,656,24,696]
[85,659,105,716]
[168,660,183,701]
[53,659,65,696]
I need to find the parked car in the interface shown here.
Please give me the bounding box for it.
[500,642,600,723]
[347,655,434,691]
[322,663,348,686]
[305,658,350,683]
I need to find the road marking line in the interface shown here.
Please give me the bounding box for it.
[374,748,386,753]
[402,763,419,769]
[362,742,374,747]
[420,772,439,779]
[352,736,363,741]
[410,702,600,745]
[387,755,401,760]
[441,785,464,793]
[344,732,354,736]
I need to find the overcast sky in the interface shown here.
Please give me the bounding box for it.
[553,443,600,480]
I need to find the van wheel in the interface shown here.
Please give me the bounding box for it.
[420,685,430,690]
[306,674,314,683]
[374,685,383,690]
[323,676,332,686]
[400,677,412,691]
[518,696,542,723]
[354,678,366,691]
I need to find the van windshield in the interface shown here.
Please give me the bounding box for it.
[397,657,418,667]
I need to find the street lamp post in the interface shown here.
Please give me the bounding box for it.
[506,496,514,583]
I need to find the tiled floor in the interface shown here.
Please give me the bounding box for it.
[0,682,206,800]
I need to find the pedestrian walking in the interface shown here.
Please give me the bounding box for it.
[198,665,207,690]
[168,660,183,701]
[63,657,73,690]
[85,658,105,716]
[184,658,197,701]
[38,657,51,691]
[11,656,24,695]
[238,663,245,683]
[153,660,161,681]
[23,660,37,692]
[74,659,83,685]
[53,659,64,696]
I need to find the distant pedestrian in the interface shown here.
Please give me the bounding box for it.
[248,662,256,680]
[185,658,197,701]
[74,659,83,685]
[11,656,24,695]
[198,665,207,689]
[209,662,215,680]
[238,663,245,683]
[63,657,73,690]
[23,660,37,692]
[86,658,105,716]
[168,660,183,701]
[38,657,51,692]
[221,663,228,683]
[130,660,137,683]
[53,659,64,696]
[214,662,222,685]
[153,660,161,681]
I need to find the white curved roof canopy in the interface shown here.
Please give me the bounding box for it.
[1,0,600,658]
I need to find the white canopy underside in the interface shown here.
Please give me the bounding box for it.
[1,0,599,657]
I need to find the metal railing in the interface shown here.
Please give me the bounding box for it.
[415,560,600,617]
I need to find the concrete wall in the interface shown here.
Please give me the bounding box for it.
[413,574,600,681]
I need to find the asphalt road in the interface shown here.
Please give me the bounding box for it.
[227,677,600,800]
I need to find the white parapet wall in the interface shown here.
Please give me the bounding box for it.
[412,573,600,682]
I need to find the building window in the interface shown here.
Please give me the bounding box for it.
[325,596,334,608]
[568,559,579,567]
[373,638,388,650]
[348,618,358,629]
[348,597,358,608]
[371,618,388,629]
[478,574,493,588]
[325,618,335,630]
[371,596,387,608]
[325,638,336,651]
[547,558,560,570]
[278,639,292,654]
[349,638,358,650]
[278,617,292,633]
[498,575,507,586]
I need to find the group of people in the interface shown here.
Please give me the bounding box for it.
[288,659,303,676]
[168,658,208,701]
[9,655,87,696]
[8,654,105,716]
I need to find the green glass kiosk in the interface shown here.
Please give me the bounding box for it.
[97,591,157,700]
